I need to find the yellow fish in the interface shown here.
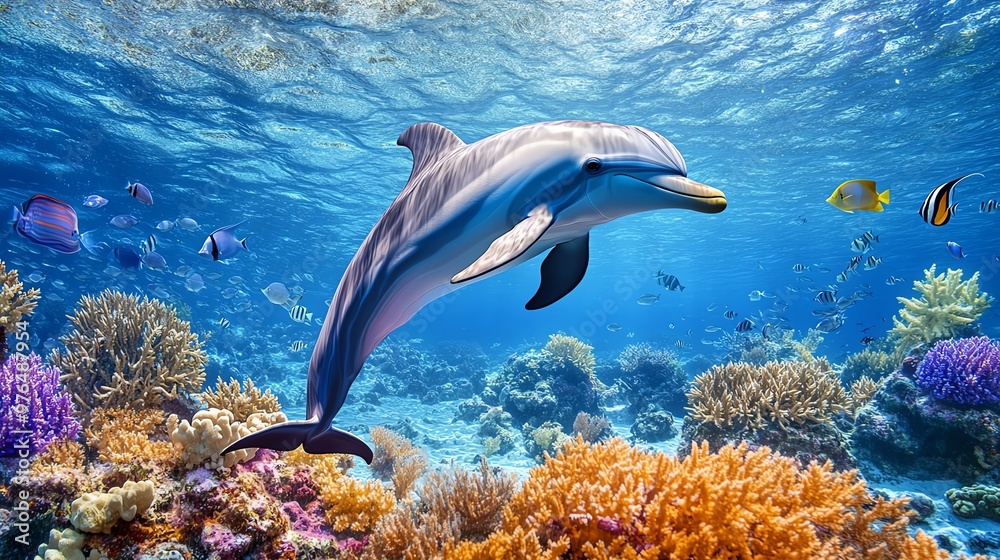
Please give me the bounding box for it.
[826,179,890,213]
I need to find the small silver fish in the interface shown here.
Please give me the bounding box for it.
[606,323,622,332]
[637,294,660,305]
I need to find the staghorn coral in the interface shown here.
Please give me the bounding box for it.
[363,456,518,559]
[0,352,80,456]
[29,439,87,478]
[52,290,208,416]
[840,347,897,385]
[167,408,286,470]
[370,425,427,500]
[848,376,882,413]
[916,336,1000,406]
[69,480,155,534]
[448,438,948,559]
[890,264,992,351]
[199,377,281,422]
[85,407,173,466]
[571,412,612,444]
[0,259,40,362]
[779,328,825,364]
[542,334,596,379]
[686,360,848,430]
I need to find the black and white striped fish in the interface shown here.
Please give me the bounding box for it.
[919,173,983,226]
[792,264,809,273]
[219,317,230,329]
[724,310,738,319]
[885,276,904,285]
[289,340,307,352]
[981,200,998,213]
[288,305,313,324]
[863,255,883,270]
[142,234,158,254]
[735,318,755,332]
[814,290,837,304]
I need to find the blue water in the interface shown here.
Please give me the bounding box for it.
[1,0,999,415]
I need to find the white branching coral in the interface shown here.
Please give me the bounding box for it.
[890,264,992,350]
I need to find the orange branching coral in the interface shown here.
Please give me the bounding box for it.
[687,360,848,430]
[29,439,86,477]
[85,407,173,465]
[200,377,281,422]
[451,437,948,559]
[371,426,427,500]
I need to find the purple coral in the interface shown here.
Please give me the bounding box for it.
[916,336,1000,406]
[0,352,81,456]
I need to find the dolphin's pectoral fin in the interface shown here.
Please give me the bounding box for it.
[525,233,590,310]
[221,420,375,464]
[451,205,553,284]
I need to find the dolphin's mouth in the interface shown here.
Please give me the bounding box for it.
[621,173,728,213]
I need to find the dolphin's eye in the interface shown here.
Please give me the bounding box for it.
[584,158,602,174]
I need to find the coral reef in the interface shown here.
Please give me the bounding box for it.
[370,426,427,500]
[449,438,945,559]
[84,407,173,466]
[916,336,1000,406]
[167,408,286,470]
[69,480,155,534]
[199,377,282,422]
[852,372,1000,483]
[778,328,825,364]
[485,335,601,429]
[630,409,676,443]
[890,265,992,352]
[570,412,612,444]
[0,259,40,363]
[523,421,570,463]
[51,290,208,417]
[1,353,80,456]
[947,484,1000,521]
[607,342,688,414]
[839,346,897,385]
[683,360,854,469]
[33,527,104,560]
[364,338,483,404]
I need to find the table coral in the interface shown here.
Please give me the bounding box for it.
[69,480,155,534]
[51,290,208,417]
[890,265,992,352]
[448,437,949,559]
[167,408,286,470]
[0,352,80,456]
[916,336,1000,406]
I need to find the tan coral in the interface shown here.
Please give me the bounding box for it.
[370,426,427,500]
[890,264,992,351]
[0,259,40,329]
[686,360,848,430]
[167,408,286,470]
[543,334,596,378]
[848,376,883,415]
[85,407,174,466]
[51,290,208,417]
[200,377,281,422]
[69,480,155,534]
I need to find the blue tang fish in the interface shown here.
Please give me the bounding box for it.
[11,194,81,254]
[198,220,250,261]
[946,241,966,259]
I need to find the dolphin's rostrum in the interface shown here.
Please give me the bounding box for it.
[223,121,727,462]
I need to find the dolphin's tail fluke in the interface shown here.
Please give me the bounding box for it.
[222,419,374,464]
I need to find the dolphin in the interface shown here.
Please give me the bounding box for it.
[224,120,726,462]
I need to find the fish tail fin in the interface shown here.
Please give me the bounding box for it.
[679,286,685,291]
[222,419,374,464]
[306,312,314,322]
[241,237,249,251]
[9,205,21,223]
[872,203,885,212]
[879,189,890,204]
[874,234,880,243]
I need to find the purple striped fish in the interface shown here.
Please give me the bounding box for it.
[12,194,81,254]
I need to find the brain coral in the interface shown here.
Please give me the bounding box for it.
[51,290,208,416]
[916,336,1000,406]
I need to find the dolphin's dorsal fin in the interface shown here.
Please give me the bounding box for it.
[398,122,465,181]
[451,205,553,284]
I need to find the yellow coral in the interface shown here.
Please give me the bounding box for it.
[370,426,427,500]
[890,264,992,351]
[29,439,87,478]
[167,408,286,470]
[686,360,848,430]
[0,259,40,330]
[52,290,208,416]
[542,334,596,378]
[85,407,174,466]
[779,328,824,364]
[200,377,281,422]
[69,480,155,534]
[848,376,883,414]
[452,438,946,559]
[840,347,896,384]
